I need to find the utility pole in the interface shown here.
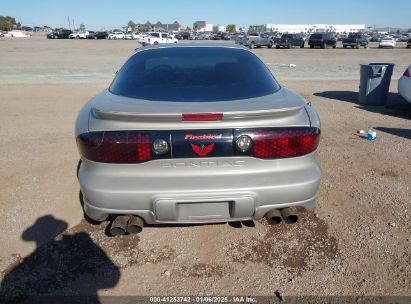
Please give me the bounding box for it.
[72,19,75,30]
[68,16,71,30]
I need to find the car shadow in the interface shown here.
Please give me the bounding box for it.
[0,215,120,304]
[375,127,411,140]
[314,91,411,120]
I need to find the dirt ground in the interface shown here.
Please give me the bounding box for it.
[0,33,410,300]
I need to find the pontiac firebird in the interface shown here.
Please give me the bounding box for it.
[75,43,321,235]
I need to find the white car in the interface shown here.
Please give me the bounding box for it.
[140,32,178,46]
[108,31,125,39]
[5,30,29,38]
[379,37,396,48]
[398,65,411,104]
[123,32,135,40]
[69,31,89,39]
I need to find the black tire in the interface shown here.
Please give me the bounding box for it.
[276,45,280,49]
[321,43,325,49]
[256,45,261,48]
[300,42,304,48]
[268,42,273,48]
[355,43,360,49]
[332,44,336,48]
[343,45,347,48]
[364,43,368,48]
[249,42,255,49]
[407,45,410,48]
[310,45,314,49]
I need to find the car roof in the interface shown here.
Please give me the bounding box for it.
[135,42,250,52]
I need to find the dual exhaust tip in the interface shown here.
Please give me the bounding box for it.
[265,208,299,225]
[110,209,296,234]
[110,215,144,236]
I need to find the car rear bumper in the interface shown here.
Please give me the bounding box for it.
[79,154,321,223]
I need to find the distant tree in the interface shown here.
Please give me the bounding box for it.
[79,23,85,31]
[396,29,400,34]
[226,24,236,33]
[408,28,411,33]
[0,16,17,31]
[185,26,191,32]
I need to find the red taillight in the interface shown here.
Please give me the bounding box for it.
[182,113,223,121]
[251,128,320,159]
[77,131,151,163]
[403,69,410,77]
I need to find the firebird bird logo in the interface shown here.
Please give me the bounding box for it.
[191,144,215,157]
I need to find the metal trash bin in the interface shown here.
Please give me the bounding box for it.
[359,63,395,106]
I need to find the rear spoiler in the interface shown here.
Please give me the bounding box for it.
[92,106,305,122]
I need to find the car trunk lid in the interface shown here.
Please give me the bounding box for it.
[88,88,311,131]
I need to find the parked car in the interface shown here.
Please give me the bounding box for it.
[398,65,411,104]
[5,30,29,38]
[124,31,136,40]
[342,33,368,48]
[407,38,411,48]
[274,34,304,48]
[242,33,273,49]
[69,31,90,39]
[75,43,321,234]
[87,31,108,39]
[108,31,125,39]
[400,34,409,42]
[379,37,396,48]
[0,31,4,37]
[140,32,178,45]
[176,32,191,40]
[308,33,336,48]
[46,29,72,39]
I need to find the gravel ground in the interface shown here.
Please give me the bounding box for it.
[0,33,410,301]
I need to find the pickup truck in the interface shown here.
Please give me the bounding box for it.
[274,34,305,48]
[342,34,368,48]
[241,33,273,49]
[140,32,178,46]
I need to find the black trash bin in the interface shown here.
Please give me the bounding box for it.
[359,63,395,106]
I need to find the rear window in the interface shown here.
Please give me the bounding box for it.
[110,47,280,102]
[310,34,323,39]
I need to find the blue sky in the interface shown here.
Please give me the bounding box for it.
[2,0,410,30]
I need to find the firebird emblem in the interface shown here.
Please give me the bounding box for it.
[191,144,214,157]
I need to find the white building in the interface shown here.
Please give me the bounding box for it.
[205,23,213,32]
[266,24,365,34]
[213,25,227,32]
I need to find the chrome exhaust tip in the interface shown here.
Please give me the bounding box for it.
[109,215,129,236]
[264,209,283,225]
[126,215,144,234]
[280,208,299,224]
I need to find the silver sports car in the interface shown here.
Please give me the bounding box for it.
[76,43,321,235]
